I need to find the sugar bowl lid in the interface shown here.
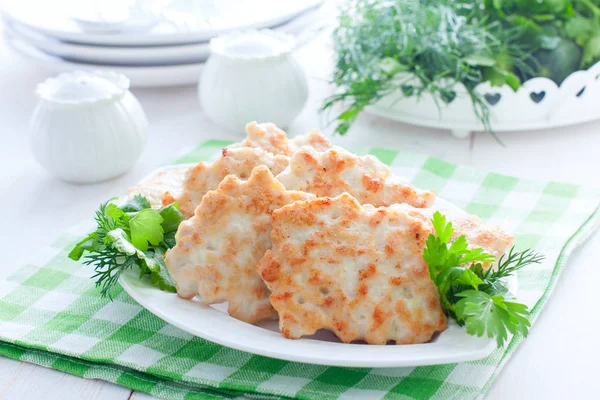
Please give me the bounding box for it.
[36,70,130,106]
[209,29,296,61]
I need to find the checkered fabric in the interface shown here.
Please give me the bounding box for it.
[1,139,599,400]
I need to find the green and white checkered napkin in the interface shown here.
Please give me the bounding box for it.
[1,140,599,400]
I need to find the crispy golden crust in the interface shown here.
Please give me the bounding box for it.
[452,215,514,258]
[395,205,514,260]
[228,122,293,155]
[165,166,313,324]
[276,147,435,209]
[127,167,188,209]
[228,122,332,156]
[258,193,447,344]
[174,147,290,217]
[289,128,332,153]
[174,123,332,218]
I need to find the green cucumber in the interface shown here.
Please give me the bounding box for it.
[534,37,582,85]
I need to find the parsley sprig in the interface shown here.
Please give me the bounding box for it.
[424,211,544,347]
[69,195,184,298]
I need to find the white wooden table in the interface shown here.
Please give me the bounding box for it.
[1,12,599,400]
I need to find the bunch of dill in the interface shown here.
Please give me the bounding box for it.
[323,0,535,135]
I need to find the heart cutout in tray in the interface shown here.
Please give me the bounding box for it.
[530,91,546,103]
[484,93,501,106]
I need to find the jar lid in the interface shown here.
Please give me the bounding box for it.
[36,70,130,105]
[209,29,295,61]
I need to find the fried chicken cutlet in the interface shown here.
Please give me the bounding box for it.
[276,146,435,209]
[258,193,514,344]
[165,166,313,324]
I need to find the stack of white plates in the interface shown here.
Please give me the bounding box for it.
[3,0,326,87]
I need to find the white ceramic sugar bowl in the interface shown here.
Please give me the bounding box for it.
[199,29,308,133]
[30,71,148,183]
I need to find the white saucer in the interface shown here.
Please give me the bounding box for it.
[3,0,324,46]
[4,6,325,66]
[7,37,203,87]
[5,21,209,66]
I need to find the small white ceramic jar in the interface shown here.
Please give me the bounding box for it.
[30,70,148,183]
[199,29,308,133]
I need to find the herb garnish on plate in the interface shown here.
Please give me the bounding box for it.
[423,211,544,346]
[69,195,184,298]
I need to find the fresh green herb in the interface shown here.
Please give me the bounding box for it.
[423,211,544,347]
[69,195,184,298]
[324,0,535,137]
[120,195,151,212]
[325,0,600,136]
[130,209,164,251]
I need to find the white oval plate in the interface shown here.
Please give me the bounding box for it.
[6,37,203,88]
[4,6,323,66]
[3,0,323,46]
[119,168,513,367]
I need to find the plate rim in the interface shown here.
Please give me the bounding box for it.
[6,37,204,87]
[120,267,499,367]
[4,20,210,65]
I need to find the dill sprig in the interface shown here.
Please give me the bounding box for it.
[487,247,545,280]
[85,247,138,299]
